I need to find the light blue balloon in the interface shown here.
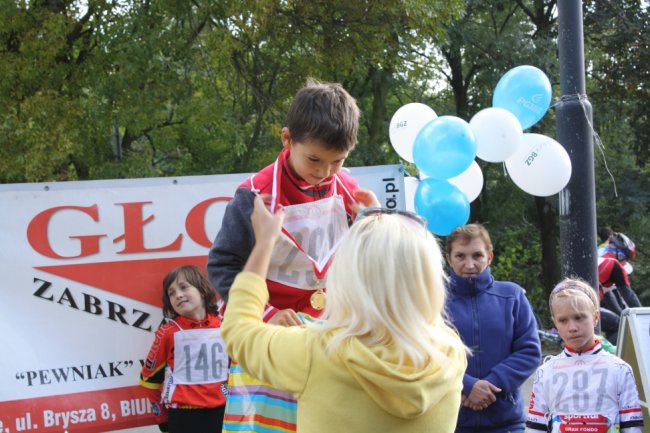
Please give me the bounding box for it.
[492,65,552,129]
[413,116,477,179]
[414,178,470,236]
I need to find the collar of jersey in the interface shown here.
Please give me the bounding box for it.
[563,339,601,356]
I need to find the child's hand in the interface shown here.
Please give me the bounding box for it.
[351,188,381,213]
[251,195,285,246]
[268,309,302,327]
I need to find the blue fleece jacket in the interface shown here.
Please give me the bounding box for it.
[446,267,541,433]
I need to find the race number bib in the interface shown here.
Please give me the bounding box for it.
[547,358,618,433]
[172,328,228,385]
[549,364,610,413]
[267,195,348,289]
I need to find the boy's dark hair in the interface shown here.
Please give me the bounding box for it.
[161,265,218,318]
[285,78,360,152]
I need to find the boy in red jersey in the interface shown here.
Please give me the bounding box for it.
[208,79,377,325]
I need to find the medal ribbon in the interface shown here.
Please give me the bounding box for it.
[251,150,357,281]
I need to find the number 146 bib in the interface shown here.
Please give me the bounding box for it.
[172,328,228,385]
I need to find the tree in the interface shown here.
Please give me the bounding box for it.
[584,0,650,303]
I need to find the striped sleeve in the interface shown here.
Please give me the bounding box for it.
[526,367,549,432]
[618,363,644,432]
[139,324,171,424]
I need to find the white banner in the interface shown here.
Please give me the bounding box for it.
[0,165,404,433]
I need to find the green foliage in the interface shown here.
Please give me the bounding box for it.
[1,0,466,183]
[584,0,650,304]
[490,224,550,326]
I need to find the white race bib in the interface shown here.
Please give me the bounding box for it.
[267,195,348,290]
[547,358,618,433]
[172,328,228,385]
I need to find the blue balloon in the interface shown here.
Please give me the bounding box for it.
[492,65,552,129]
[414,178,470,236]
[413,116,477,179]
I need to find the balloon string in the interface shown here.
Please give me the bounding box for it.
[551,93,618,198]
[553,93,588,105]
[580,97,618,198]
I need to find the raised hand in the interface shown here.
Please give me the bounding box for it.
[244,195,285,277]
[250,194,285,247]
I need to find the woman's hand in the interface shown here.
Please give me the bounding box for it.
[463,379,501,411]
[244,195,285,277]
[250,194,285,247]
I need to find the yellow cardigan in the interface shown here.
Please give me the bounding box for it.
[222,272,466,433]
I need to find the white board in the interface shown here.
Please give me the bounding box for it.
[617,307,650,432]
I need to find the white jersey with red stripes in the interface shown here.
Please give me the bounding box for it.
[526,340,643,433]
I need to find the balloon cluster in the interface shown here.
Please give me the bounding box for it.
[390,65,571,235]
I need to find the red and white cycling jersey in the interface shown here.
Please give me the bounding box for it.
[526,341,644,433]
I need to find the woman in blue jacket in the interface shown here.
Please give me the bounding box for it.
[445,224,541,433]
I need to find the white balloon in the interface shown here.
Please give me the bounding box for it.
[389,103,437,163]
[505,133,572,197]
[403,177,419,212]
[448,160,484,202]
[470,107,523,163]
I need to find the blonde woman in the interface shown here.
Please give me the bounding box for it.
[222,197,467,433]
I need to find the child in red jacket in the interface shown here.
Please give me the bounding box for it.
[140,265,227,433]
[207,79,378,433]
[207,79,378,326]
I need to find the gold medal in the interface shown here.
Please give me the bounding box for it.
[310,289,326,310]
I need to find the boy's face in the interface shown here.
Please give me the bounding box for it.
[551,295,599,352]
[282,128,349,185]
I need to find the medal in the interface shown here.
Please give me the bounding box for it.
[310,289,326,310]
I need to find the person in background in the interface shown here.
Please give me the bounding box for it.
[445,223,541,433]
[526,278,644,433]
[221,198,468,433]
[598,232,642,311]
[139,265,227,433]
[594,227,637,345]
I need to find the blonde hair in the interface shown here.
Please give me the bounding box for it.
[549,278,600,317]
[315,213,466,369]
